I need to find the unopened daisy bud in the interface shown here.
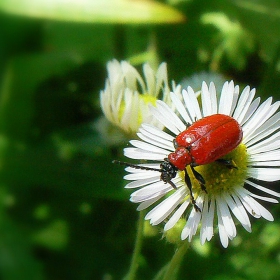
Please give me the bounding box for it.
[143,220,158,237]
[164,218,185,245]
[100,60,179,134]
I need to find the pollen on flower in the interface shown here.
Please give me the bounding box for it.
[118,94,158,131]
[138,95,158,125]
[141,94,158,105]
[182,143,249,196]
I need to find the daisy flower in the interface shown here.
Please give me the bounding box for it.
[121,81,280,248]
[100,59,179,134]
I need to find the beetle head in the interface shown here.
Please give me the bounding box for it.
[168,147,192,170]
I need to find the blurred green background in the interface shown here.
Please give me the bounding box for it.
[1,0,280,279]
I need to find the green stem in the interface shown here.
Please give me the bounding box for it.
[162,242,190,280]
[153,262,169,280]
[124,211,145,280]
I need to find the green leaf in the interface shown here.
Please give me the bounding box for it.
[201,12,255,71]
[0,215,44,280]
[0,0,186,24]
[2,125,127,200]
[232,0,280,58]
[33,219,69,251]
[0,53,81,141]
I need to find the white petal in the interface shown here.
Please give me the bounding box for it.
[216,195,236,238]
[182,87,202,121]
[249,160,280,167]
[219,81,234,115]
[137,130,174,151]
[247,131,280,154]
[181,197,203,241]
[229,85,240,116]
[208,82,218,114]
[141,123,174,141]
[249,150,280,162]
[131,187,169,203]
[237,187,274,221]
[170,92,192,124]
[245,179,280,198]
[149,105,180,135]
[247,167,280,181]
[124,147,166,160]
[146,188,186,225]
[217,205,229,248]
[156,100,186,131]
[240,97,260,126]
[155,62,168,95]
[122,61,145,91]
[125,177,159,188]
[124,170,159,180]
[137,195,165,211]
[248,140,280,155]
[121,90,141,132]
[200,195,215,244]
[243,97,273,130]
[164,200,189,231]
[248,191,278,204]
[235,188,261,217]
[223,193,251,232]
[143,63,156,95]
[233,86,255,123]
[131,181,171,198]
[129,140,169,154]
[201,82,212,116]
[243,98,280,143]
[244,112,280,147]
[134,190,170,204]
[251,199,274,221]
[206,197,215,241]
[231,193,252,232]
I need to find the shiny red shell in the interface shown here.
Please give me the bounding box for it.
[168,114,243,170]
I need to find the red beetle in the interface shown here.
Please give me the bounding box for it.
[114,114,243,211]
[169,114,242,169]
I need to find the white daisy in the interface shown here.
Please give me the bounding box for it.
[100,59,179,134]
[120,81,280,248]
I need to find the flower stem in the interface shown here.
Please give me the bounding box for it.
[123,211,145,280]
[162,241,190,280]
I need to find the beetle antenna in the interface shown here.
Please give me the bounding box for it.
[112,160,161,172]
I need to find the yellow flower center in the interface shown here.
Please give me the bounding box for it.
[179,143,249,198]
[138,94,158,124]
[119,93,158,130]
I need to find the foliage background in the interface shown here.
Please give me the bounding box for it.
[0,0,280,279]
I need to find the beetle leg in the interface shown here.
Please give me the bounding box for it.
[190,165,207,193]
[167,179,178,190]
[215,159,237,169]
[184,170,201,212]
